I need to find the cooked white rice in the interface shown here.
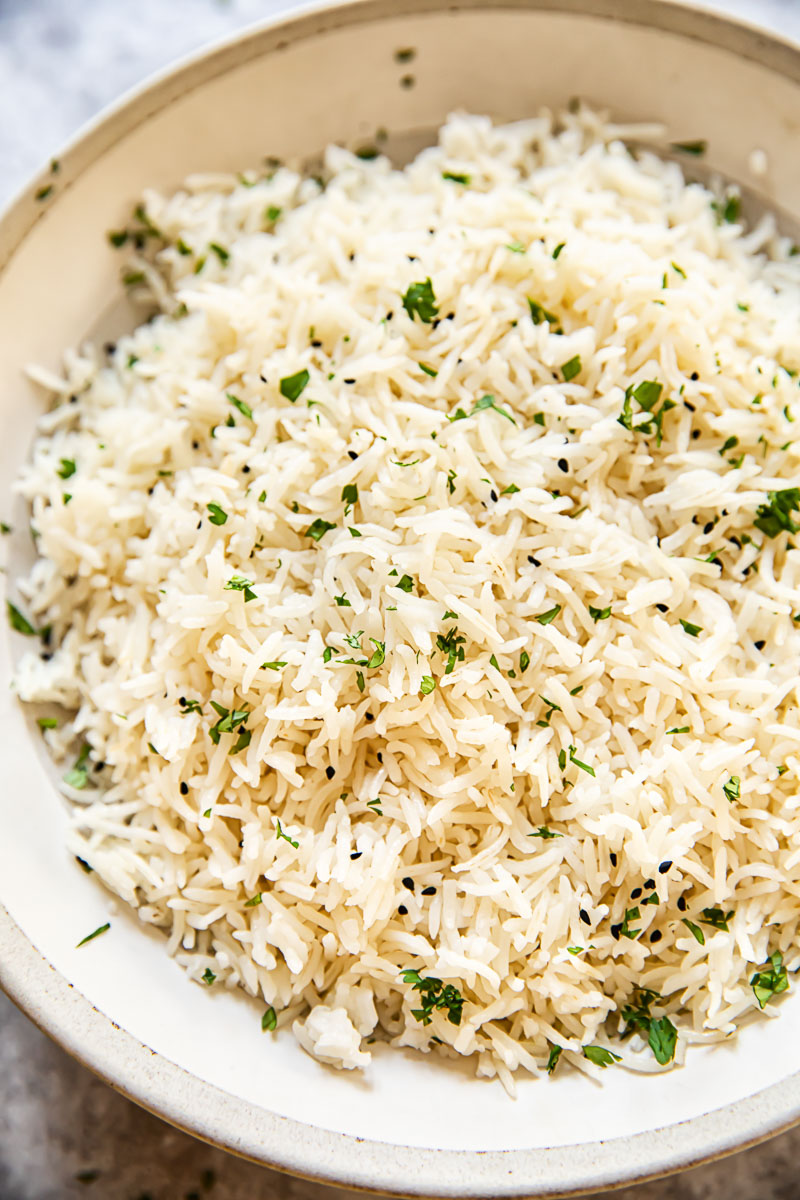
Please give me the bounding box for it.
[12,108,800,1087]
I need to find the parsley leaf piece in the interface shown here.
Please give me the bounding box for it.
[723,775,740,802]
[588,604,611,622]
[648,1016,678,1065]
[671,261,686,278]
[442,610,458,620]
[754,488,800,537]
[207,502,228,526]
[527,298,562,330]
[401,968,464,1026]
[700,906,733,931]
[682,917,705,945]
[568,744,595,776]
[334,594,351,607]
[262,1006,278,1031]
[420,675,436,695]
[720,436,738,455]
[469,393,517,424]
[750,950,789,1008]
[632,380,663,411]
[261,661,287,670]
[209,242,229,264]
[582,1045,621,1067]
[63,744,91,789]
[552,242,566,259]
[529,826,562,839]
[519,649,530,674]
[435,627,466,674]
[396,574,414,593]
[7,601,36,636]
[672,139,707,155]
[401,278,438,323]
[57,457,76,480]
[202,967,216,985]
[348,526,362,537]
[501,483,520,495]
[667,726,690,734]
[620,906,641,939]
[38,717,59,730]
[442,171,471,184]
[244,893,262,907]
[561,356,582,382]
[535,604,561,625]
[506,239,526,254]
[367,638,385,668]
[679,619,702,637]
[547,1045,562,1074]
[341,483,358,513]
[229,727,251,755]
[276,818,299,849]
[227,393,252,419]
[712,193,740,224]
[419,362,438,377]
[344,630,364,651]
[279,369,310,402]
[305,518,336,541]
[356,670,366,692]
[76,922,110,948]
[225,574,257,602]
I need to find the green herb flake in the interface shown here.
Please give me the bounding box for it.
[506,240,526,254]
[582,1045,621,1067]
[671,139,707,155]
[648,1016,678,1065]
[682,917,705,945]
[442,171,471,184]
[750,950,789,1009]
[108,229,128,248]
[401,968,464,1026]
[262,1006,278,1031]
[349,526,362,537]
[529,826,562,839]
[712,193,741,224]
[466,394,516,425]
[209,242,230,265]
[671,261,686,278]
[527,298,561,330]
[754,488,800,537]
[561,356,582,382]
[356,670,366,692]
[723,775,740,802]
[63,743,91,789]
[535,604,561,625]
[227,393,252,420]
[266,205,283,223]
[420,675,436,695]
[547,1044,563,1074]
[501,483,520,495]
[305,518,337,542]
[244,893,262,907]
[519,649,530,674]
[667,726,690,734]
[276,818,299,849]
[334,594,351,607]
[588,604,611,622]
[396,574,414,593]
[419,363,438,377]
[279,368,310,402]
[57,458,76,480]
[37,717,59,729]
[568,744,595,776]
[207,502,228,526]
[401,278,438,323]
[679,619,702,637]
[720,436,738,455]
[7,601,36,636]
[202,967,216,985]
[76,922,110,948]
[225,575,257,602]
[553,242,566,260]
[700,906,733,931]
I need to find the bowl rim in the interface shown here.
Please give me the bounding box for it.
[3,0,800,1193]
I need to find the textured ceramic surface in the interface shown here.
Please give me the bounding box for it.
[3,1,800,1194]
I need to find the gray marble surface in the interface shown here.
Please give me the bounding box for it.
[4,0,800,1197]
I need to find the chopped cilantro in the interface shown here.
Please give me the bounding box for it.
[720,436,738,455]
[244,893,262,907]
[679,619,702,636]
[519,649,530,674]
[682,917,705,945]
[712,193,740,224]
[506,240,526,254]
[57,458,76,480]
[667,726,690,734]
[723,775,740,802]
[208,700,250,745]
[356,670,365,692]
[396,574,414,593]
[37,717,59,729]
[535,604,561,625]
[561,356,582,382]
[334,594,351,607]
[469,394,517,424]
[276,818,299,849]
[671,262,686,278]
[279,369,310,402]
[420,675,436,695]
[501,483,520,495]
[529,826,562,839]
[700,907,733,931]
[261,661,287,671]
[435,627,466,674]
[7,601,36,636]
[341,483,358,514]
[751,950,789,1008]
[754,488,800,537]
[547,1045,562,1074]
[227,393,252,419]
[401,278,438,323]
[671,139,707,155]
[442,171,471,184]
[569,744,595,776]
[553,242,566,259]
[305,518,336,541]
[582,1045,621,1067]
[63,744,91,789]
[202,967,216,985]
[527,298,562,331]
[419,363,438,377]
[400,968,464,1026]
[262,1006,278,1031]
[76,923,110,948]
[209,242,229,264]
[588,604,611,622]
[225,575,257,602]
[207,502,228,526]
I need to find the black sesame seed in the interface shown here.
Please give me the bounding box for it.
[242,465,251,474]
[656,603,668,613]
[348,450,359,460]
[557,458,569,473]
[398,904,408,915]
[179,696,187,706]
[259,375,268,384]
[528,555,541,566]
[446,312,455,321]
[691,429,701,439]
[690,371,699,381]
[402,876,415,891]
[691,515,699,525]
[376,752,383,763]
[610,923,622,940]
[104,341,116,355]
[350,851,362,860]
[344,378,356,385]
[644,878,655,889]
[579,908,591,925]
[386,312,393,320]
[677,895,687,911]
[703,521,714,535]
[421,885,436,895]
[180,782,189,795]
[69,394,78,404]
[490,489,498,502]
[658,860,672,874]
[755,640,765,651]
[325,766,336,779]
[365,712,374,722]
[196,521,202,530]
[147,486,154,496]
[348,253,355,262]
[649,929,663,944]
[683,400,696,413]
[192,440,200,449]
[609,852,617,867]
[630,887,642,900]
[431,319,440,330]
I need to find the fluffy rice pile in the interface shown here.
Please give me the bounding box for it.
[13,109,800,1088]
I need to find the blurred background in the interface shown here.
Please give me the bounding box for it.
[3,0,800,1197]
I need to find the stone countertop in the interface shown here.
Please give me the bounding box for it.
[3,1,800,1197]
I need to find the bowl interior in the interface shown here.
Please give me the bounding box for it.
[2,0,800,1175]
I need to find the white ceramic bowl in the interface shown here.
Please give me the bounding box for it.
[3,1,800,1193]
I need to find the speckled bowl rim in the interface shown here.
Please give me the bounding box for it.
[3,0,800,1193]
